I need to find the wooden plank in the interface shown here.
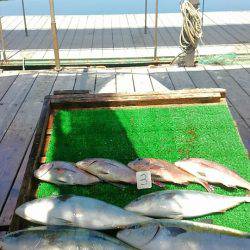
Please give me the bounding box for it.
[0,72,19,100]
[91,15,103,58]
[43,15,73,59]
[148,66,174,91]
[0,72,57,213]
[148,13,177,47]
[95,68,116,93]
[59,16,81,59]
[205,13,250,44]
[116,67,134,93]
[29,16,53,60]
[51,72,76,92]
[67,15,88,58]
[223,65,250,96]
[6,16,42,51]
[9,16,49,60]
[204,65,250,127]
[133,14,153,47]
[74,68,96,92]
[167,66,195,89]
[132,67,153,93]
[0,134,35,227]
[126,14,145,48]
[111,15,124,49]
[0,73,38,141]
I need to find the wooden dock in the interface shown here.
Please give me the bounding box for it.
[1,11,250,64]
[0,64,250,230]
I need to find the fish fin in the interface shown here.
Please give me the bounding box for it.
[108,182,126,189]
[198,180,214,192]
[96,176,126,189]
[197,171,207,178]
[153,181,165,188]
[54,217,74,226]
[199,219,213,224]
[167,212,183,219]
[219,208,228,213]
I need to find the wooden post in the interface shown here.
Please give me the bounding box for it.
[21,0,28,36]
[0,16,7,61]
[181,0,200,67]
[49,0,61,71]
[144,0,148,34]
[154,0,159,61]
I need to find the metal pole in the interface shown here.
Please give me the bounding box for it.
[0,16,7,61]
[144,0,148,34]
[21,0,28,36]
[49,0,61,70]
[201,0,205,28]
[154,0,159,60]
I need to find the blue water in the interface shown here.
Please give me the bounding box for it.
[1,0,250,16]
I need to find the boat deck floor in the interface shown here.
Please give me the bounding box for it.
[0,64,249,230]
[1,11,250,63]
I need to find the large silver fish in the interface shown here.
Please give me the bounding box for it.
[128,158,212,191]
[34,161,100,185]
[117,222,250,250]
[125,190,250,219]
[175,158,250,190]
[76,158,137,184]
[15,195,151,230]
[0,226,134,250]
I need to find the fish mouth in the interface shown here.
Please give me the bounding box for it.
[34,163,53,178]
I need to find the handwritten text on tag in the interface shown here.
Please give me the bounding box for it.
[136,171,152,189]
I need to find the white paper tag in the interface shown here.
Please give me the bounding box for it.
[136,171,152,189]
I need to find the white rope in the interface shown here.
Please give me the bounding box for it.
[171,0,203,64]
[180,0,202,52]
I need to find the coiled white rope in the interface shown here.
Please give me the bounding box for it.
[172,0,203,64]
[180,0,203,52]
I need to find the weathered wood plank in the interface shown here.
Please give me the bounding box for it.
[167,66,195,89]
[51,72,76,92]
[0,72,19,100]
[0,73,37,141]
[223,65,250,96]
[148,66,174,91]
[74,68,96,92]
[116,68,134,93]
[95,68,116,93]
[0,135,34,227]
[204,65,250,127]
[132,67,153,93]
[0,72,57,213]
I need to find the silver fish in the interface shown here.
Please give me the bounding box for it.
[117,222,250,250]
[15,195,151,230]
[0,226,134,250]
[175,158,250,190]
[34,161,100,186]
[76,158,136,184]
[125,190,250,219]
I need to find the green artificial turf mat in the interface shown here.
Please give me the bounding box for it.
[37,104,250,232]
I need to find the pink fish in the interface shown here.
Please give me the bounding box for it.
[175,158,250,190]
[128,158,212,191]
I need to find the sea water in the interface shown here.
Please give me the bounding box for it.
[1,0,250,16]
